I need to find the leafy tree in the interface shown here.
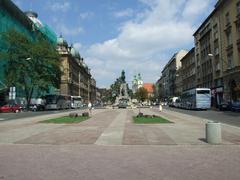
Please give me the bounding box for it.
[135,87,148,102]
[0,29,62,107]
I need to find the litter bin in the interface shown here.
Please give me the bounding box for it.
[206,122,222,144]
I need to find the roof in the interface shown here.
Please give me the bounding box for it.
[143,83,154,93]
[180,47,195,62]
[193,0,227,36]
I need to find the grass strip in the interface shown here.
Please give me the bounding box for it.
[40,116,89,124]
[133,116,172,124]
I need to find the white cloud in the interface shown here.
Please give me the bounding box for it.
[182,0,211,22]
[84,0,214,87]
[46,1,71,12]
[79,12,94,20]
[56,24,84,36]
[114,8,134,18]
[73,42,82,51]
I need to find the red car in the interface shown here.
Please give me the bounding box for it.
[0,104,22,113]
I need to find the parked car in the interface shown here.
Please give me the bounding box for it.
[218,102,230,111]
[0,104,22,113]
[29,104,45,111]
[231,101,240,112]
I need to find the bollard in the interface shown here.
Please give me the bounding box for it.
[159,104,162,112]
[206,122,222,144]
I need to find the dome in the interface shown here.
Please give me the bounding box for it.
[57,35,68,47]
[25,10,38,18]
[70,46,77,57]
[70,46,81,59]
[75,51,81,59]
[82,62,88,68]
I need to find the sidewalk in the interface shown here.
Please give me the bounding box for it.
[1,108,240,180]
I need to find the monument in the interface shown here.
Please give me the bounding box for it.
[115,70,131,108]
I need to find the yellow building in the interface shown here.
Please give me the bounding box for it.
[56,36,93,103]
[216,0,240,102]
[193,0,240,106]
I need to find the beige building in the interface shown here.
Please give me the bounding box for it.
[90,78,97,104]
[160,50,188,98]
[56,36,93,103]
[181,48,196,92]
[216,0,240,102]
[194,0,240,106]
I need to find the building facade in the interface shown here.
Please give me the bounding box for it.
[56,36,93,104]
[193,0,240,106]
[160,50,188,98]
[217,0,240,102]
[181,48,196,92]
[0,0,57,104]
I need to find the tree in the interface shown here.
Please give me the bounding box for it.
[0,29,62,108]
[135,87,148,103]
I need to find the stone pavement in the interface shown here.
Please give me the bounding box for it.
[0,108,239,145]
[1,108,240,180]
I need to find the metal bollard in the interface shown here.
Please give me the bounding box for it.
[206,122,222,144]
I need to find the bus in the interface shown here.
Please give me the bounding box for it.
[180,88,211,110]
[70,96,82,109]
[45,95,71,110]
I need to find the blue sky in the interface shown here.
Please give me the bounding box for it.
[12,0,216,88]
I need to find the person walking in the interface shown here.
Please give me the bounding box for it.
[88,102,92,115]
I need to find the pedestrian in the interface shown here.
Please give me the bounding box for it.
[88,101,92,115]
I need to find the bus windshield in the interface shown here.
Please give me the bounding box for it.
[197,90,210,94]
[45,95,57,104]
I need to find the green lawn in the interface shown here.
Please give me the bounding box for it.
[133,116,172,124]
[40,116,89,124]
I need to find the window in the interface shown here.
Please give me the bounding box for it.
[237,2,240,15]
[226,12,230,25]
[227,54,234,69]
[226,30,232,46]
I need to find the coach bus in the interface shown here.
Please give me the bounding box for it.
[45,95,71,110]
[180,88,211,110]
[70,96,82,109]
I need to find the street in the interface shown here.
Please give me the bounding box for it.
[163,106,240,127]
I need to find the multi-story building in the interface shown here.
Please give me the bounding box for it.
[56,36,93,104]
[181,48,196,92]
[194,0,240,106]
[90,78,97,104]
[216,0,240,102]
[0,0,57,103]
[160,50,188,98]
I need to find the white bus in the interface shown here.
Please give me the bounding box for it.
[45,95,71,110]
[70,96,82,109]
[180,88,211,110]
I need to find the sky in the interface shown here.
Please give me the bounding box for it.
[12,0,216,88]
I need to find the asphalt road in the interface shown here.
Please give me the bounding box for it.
[0,108,85,121]
[164,106,240,127]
